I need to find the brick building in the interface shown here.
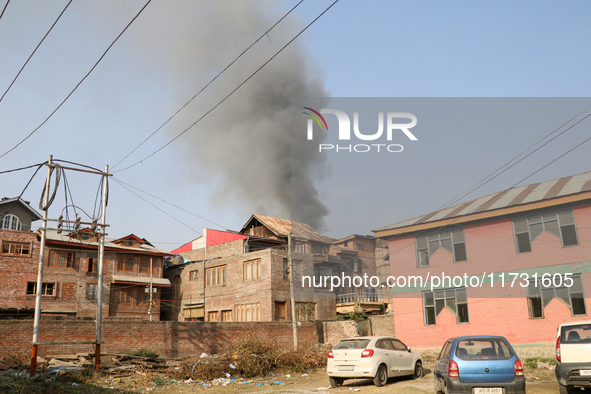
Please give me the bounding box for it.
[373,170,591,347]
[0,197,170,319]
[163,215,385,322]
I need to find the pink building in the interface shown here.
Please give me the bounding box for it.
[373,171,591,347]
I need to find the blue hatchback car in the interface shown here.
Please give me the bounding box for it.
[434,336,526,394]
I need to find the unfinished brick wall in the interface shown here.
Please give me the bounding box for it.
[0,318,320,362]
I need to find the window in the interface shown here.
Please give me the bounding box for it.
[173,276,181,299]
[209,311,219,321]
[137,288,149,305]
[206,266,226,286]
[86,283,98,299]
[513,208,579,253]
[344,241,348,247]
[189,270,198,280]
[293,260,301,280]
[311,244,325,258]
[27,282,55,296]
[2,241,31,256]
[236,303,260,321]
[183,305,204,321]
[423,287,469,325]
[356,243,364,251]
[275,302,287,321]
[139,258,151,273]
[244,259,261,281]
[49,251,74,267]
[1,214,21,231]
[221,310,232,322]
[118,256,134,271]
[127,240,134,246]
[416,228,467,267]
[113,289,132,304]
[296,302,316,321]
[86,253,98,276]
[283,259,289,279]
[295,243,305,253]
[527,274,586,318]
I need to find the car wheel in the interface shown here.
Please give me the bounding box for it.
[559,384,577,394]
[373,364,388,387]
[413,361,424,380]
[329,377,343,388]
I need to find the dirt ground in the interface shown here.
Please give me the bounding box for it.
[102,363,562,394]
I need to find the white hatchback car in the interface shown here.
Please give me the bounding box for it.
[327,336,424,387]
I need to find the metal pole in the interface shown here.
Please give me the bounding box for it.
[149,258,153,321]
[95,164,108,371]
[288,233,298,350]
[30,155,53,377]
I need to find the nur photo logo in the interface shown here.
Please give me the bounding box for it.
[303,107,418,153]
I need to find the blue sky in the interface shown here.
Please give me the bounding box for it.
[0,1,590,251]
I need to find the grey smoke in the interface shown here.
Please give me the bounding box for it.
[158,2,331,230]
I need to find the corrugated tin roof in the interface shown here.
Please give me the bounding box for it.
[244,214,333,244]
[111,275,171,286]
[43,230,170,255]
[374,170,591,233]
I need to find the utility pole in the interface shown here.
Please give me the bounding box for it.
[95,164,108,371]
[288,233,298,350]
[149,258,153,321]
[30,155,53,377]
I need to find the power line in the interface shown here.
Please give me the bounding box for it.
[0,162,46,175]
[111,178,202,235]
[0,0,152,160]
[0,0,9,22]
[114,0,340,173]
[113,178,227,230]
[0,162,45,222]
[0,1,72,104]
[111,0,305,170]
[434,104,591,212]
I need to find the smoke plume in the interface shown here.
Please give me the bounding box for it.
[163,2,331,230]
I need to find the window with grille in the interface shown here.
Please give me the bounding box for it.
[139,258,151,273]
[221,310,232,321]
[416,228,467,267]
[513,208,579,253]
[295,302,316,321]
[118,256,134,271]
[49,251,74,267]
[423,287,469,325]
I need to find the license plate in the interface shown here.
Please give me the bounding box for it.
[339,366,354,371]
[473,388,503,394]
[580,370,591,376]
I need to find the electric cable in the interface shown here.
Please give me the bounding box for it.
[113,0,340,173]
[0,162,46,175]
[111,0,305,170]
[39,163,60,211]
[0,0,9,22]
[111,178,201,235]
[434,105,591,212]
[113,178,227,230]
[0,162,45,224]
[0,1,72,104]
[0,0,152,160]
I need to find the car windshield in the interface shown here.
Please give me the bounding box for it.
[561,324,591,344]
[455,338,513,360]
[334,339,370,350]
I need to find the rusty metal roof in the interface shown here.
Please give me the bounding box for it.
[243,214,333,244]
[374,170,591,233]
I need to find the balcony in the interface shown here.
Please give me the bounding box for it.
[336,292,384,314]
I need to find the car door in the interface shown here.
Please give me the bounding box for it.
[391,338,415,374]
[435,339,454,390]
[374,338,397,376]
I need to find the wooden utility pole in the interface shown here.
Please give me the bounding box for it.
[288,233,298,350]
